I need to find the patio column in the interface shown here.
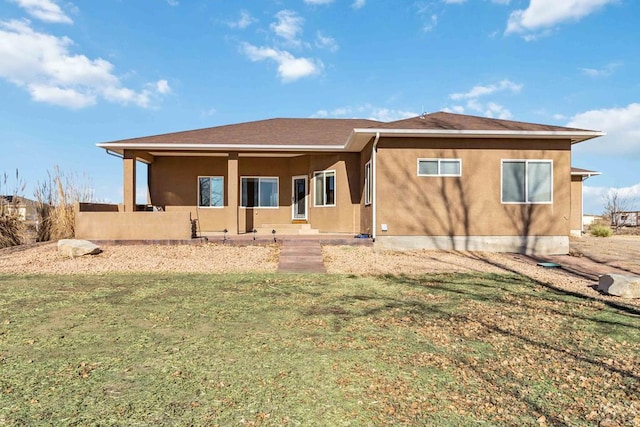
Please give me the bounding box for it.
[123,150,136,212]
[227,152,239,234]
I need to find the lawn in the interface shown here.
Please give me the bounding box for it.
[0,272,638,426]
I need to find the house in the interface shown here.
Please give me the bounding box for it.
[612,211,640,227]
[76,112,604,254]
[0,195,38,221]
[582,214,603,228]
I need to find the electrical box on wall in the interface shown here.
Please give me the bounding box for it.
[381,223,388,232]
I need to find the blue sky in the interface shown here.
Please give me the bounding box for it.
[1,0,638,214]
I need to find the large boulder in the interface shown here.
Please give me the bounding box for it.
[598,274,640,299]
[57,239,102,258]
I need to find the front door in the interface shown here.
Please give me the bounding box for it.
[292,176,307,220]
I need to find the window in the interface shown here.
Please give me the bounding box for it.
[241,177,279,208]
[417,159,462,177]
[314,170,336,207]
[502,160,552,204]
[198,176,224,207]
[364,161,372,206]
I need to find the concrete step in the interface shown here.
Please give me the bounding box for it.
[259,223,312,229]
[278,239,326,273]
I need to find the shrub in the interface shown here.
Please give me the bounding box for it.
[590,223,613,237]
[34,166,95,242]
[0,214,24,248]
[0,170,26,248]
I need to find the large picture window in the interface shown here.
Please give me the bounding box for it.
[198,176,224,207]
[364,161,372,206]
[417,159,462,177]
[314,170,336,207]
[502,160,553,204]
[241,177,279,208]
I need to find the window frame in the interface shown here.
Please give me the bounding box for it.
[417,158,462,177]
[240,176,280,209]
[197,176,224,208]
[313,170,336,207]
[364,161,372,206]
[500,159,553,205]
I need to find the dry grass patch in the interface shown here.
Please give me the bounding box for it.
[0,272,638,425]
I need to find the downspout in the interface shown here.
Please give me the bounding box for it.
[106,149,123,159]
[371,132,381,242]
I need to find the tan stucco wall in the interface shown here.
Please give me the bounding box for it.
[570,175,583,235]
[375,137,572,238]
[148,154,362,234]
[76,211,191,240]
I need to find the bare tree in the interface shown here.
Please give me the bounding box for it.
[603,188,635,229]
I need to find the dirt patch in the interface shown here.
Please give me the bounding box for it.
[0,242,279,274]
[2,238,639,307]
[569,234,640,275]
[322,245,640,307]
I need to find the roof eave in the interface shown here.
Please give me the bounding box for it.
[352,128,606,143]
[96,143,346,154]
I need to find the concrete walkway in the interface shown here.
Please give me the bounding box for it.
[278,239,326,273]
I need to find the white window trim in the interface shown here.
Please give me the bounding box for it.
[417,158,462,177]
[500,159,553,205]
[240,176,280,209]
[291,175,308,220]
[197,176,224,208]
[313,170,337,207]
[364,161,372,206]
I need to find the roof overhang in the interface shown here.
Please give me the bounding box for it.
[97,128,605,155]
[571,170,602,181]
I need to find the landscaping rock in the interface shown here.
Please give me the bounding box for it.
[597,273,640,299]
[57,239,102,258]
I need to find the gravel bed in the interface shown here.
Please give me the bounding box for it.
[1,239,638,307]
[0,242,279,274]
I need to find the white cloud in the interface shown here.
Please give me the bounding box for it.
[450,79,522,100]
[422,14,438,32]
[446,79,521,120]
[568,103,640,156]
[506,0,617,37]
[29,84,94,108]
[315,32,338,52]
[311,104,417,122]
[9,0,72,24]
[443,0,466,4]
[580,62,621,78]
[491,0,510,4]
[270,10,304,45]
[201,107,217,118]
[352,0,365,9]
[155,79,171,94]
[241,43,322,83]
[228,10,256,29]
[166,0,179,5]
[305,0,334,4]
[0,19,169,109]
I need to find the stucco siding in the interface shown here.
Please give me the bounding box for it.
[375,137,572,239]
[570,175,583,236]
[147,154,362,234]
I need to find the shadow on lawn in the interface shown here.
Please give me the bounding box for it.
[330,274,640,425]
[348,275,640,379]
[446,252,640,318]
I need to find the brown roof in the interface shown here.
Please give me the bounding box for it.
[571,167,601,175]
[100,118,382,147]
[98,112,602,151]
[379,112,595,132]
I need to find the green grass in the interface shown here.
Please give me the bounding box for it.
[0,272,639,426]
